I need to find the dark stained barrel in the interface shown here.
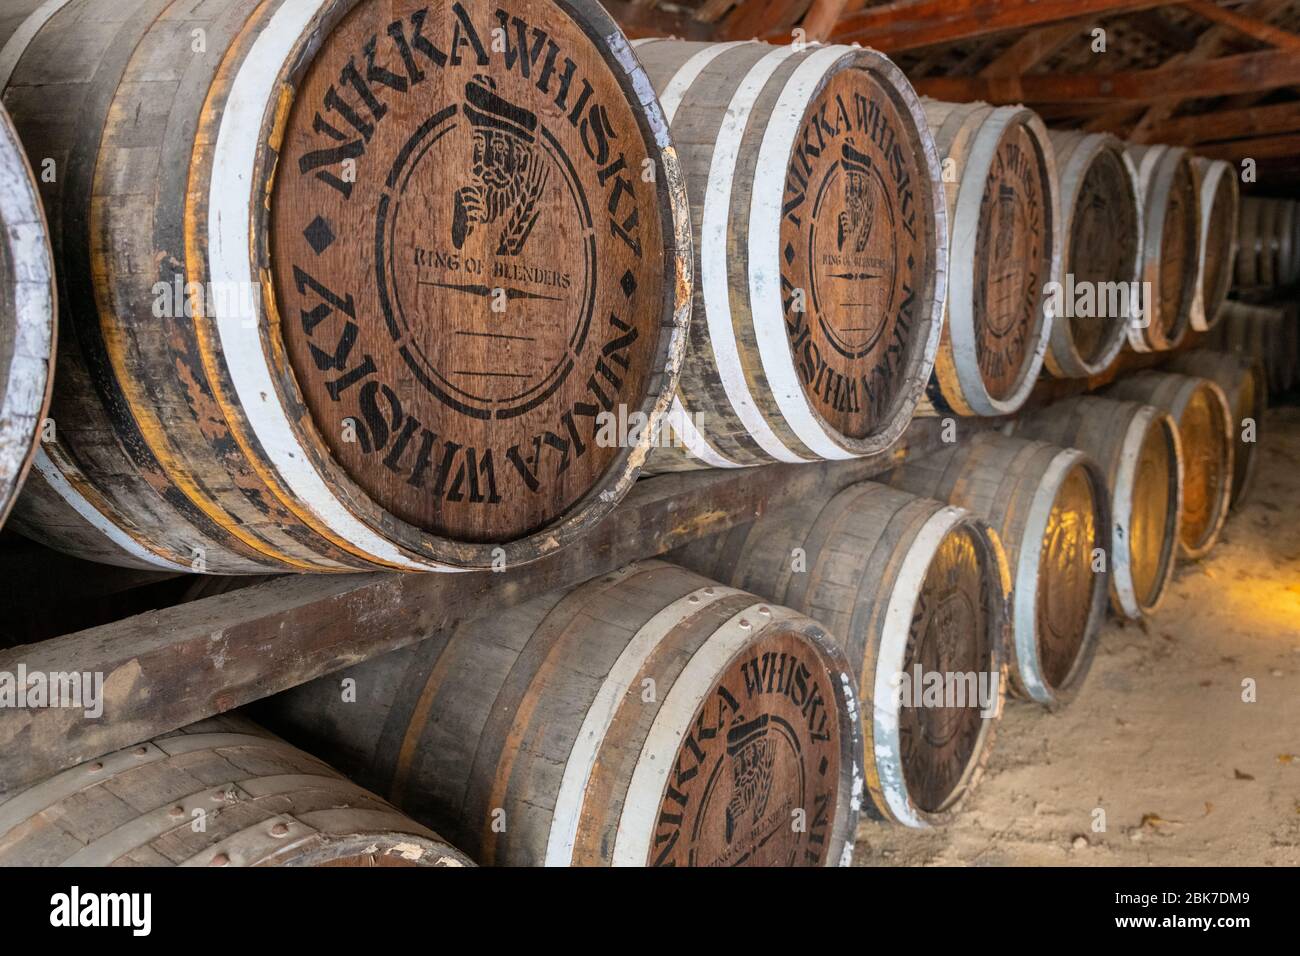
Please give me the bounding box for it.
[889,433,1110,708]
[1105,371,1233,559]
[1168,350,1266,510]
[1013,397,1183,620]
[918,100,1057,416]
[1189,157,1238,331]
[0,99,54,529]
[1125,144,1199,352]
[0,715,471,866]
[631,39,946,471]
[674,481,1009,827]
[1043,130,1141,378]
[259,561,862,866]
[0,0,690,572]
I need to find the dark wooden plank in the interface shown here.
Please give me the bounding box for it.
[0,415,995,794]
[602,0,715,39]
[830,0,1176,51]
[912,48,1300,103]
[1140,99,1300,145]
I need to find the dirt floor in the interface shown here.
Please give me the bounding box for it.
[854,404,1300,867]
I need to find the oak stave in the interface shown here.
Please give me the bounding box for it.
[888,433,1110,708]
[674,481,1009,828]
[917,99,1057,417]
[0,98,54,530]
[0,714,471,867]
[1012,396,1183,620]
[1189,157,1239,332]
[1043,130,1141,378]
[633,39,946,471]
[0,0,690,572]
[1104,371,1233,559]
[1125,144,1199,352]
[258,560,863,867]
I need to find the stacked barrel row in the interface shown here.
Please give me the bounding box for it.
[1235,196,1300,290]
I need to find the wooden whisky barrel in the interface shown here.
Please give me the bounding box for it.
[1212,301,1291,395]
[917,100,1057,416]
[1189,157,1238,331]
[1234,197,1297,290]
[631,39,945,471]
[0,99,54,530]
[1125,144,1199,351]
[0,715,471,867]
[674,482,1009,828]
[888,433,1110,708]
[0,0,690,572]
[1012,397,1183,620]
[1105,371,1233,559]
[260,561,862,866]
[1168,350,1266,509]
[1042,130,1141,378]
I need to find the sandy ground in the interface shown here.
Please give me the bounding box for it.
[854,405,1300,867]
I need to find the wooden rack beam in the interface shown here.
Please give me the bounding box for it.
[0,417,984,795]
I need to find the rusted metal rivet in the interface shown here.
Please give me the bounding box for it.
[758,606,771,616]
[209,852,230,867]
[270,822,290,838]
[739,619,751,629]
[168,805,185,819]
[89,762,104,772]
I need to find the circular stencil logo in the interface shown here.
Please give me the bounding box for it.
[649,635,842,867]
[377,74,597,420]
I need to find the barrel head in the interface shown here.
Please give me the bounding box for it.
[271,0,669,543]
[973,123,1052,402]
[780,62,935,441]
[648,625,851,867]
[1035,462,1104,693]
[1067,145,1139,367]
[898,524,997,815]
[1129,415,1178,609]
[1157,156,1198,346]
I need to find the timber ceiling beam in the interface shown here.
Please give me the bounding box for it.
[912,48,1300,104]
[829,0,1179,52]
[1140,99,1300,144]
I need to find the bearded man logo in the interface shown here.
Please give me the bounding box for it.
[724,713,777,844]
[838,140,878,255]
[452,74,550,256]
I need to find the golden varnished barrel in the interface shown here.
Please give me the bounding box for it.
[0,0,690,572]
[674,481,1009,828]
[1169,350,1266,509]
[1105,371,1233,559]
[889,433,1110,708]
[260,561,863,867]
[1013,397,1183,619]
[0,715,471,867]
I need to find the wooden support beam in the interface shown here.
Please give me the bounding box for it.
[0,417,993,795]
[601,0,715,39]
[800,0,852,41]
[1140,99,1300,145]
[830,0,1177,52]
[723,0,809,40]
[912,48,1300,104]
[1195,131,1300,160]
[981,20,1090,77]
[1182,0,1300,52]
